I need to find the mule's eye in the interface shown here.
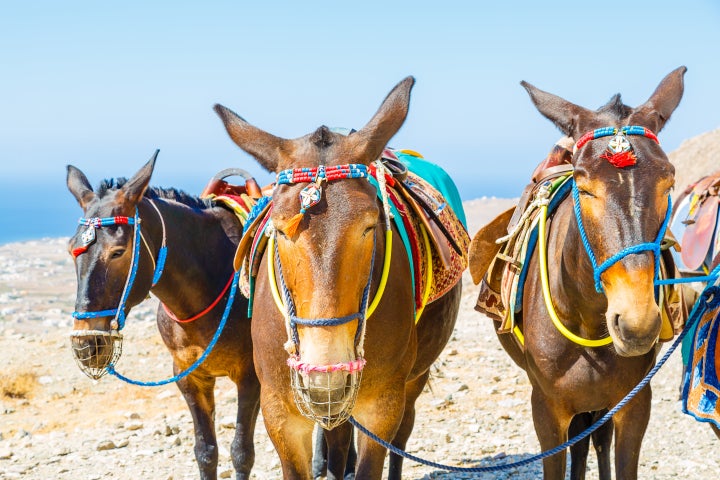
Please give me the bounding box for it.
[362,225,376,237]
[578,188,596,198]
[110,248,125,259]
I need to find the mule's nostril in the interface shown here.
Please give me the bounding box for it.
[612,314,621,332]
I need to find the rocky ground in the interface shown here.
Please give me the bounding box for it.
[0,198,717,480]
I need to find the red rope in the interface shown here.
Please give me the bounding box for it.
[162,273,235,323]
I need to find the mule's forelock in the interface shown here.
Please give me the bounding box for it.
[598,93,632,121]
[310,125,334,148]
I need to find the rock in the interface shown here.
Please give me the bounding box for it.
[219,415,235,429]
[219,468,233,478]
[0,449,13,459]
[125,419,143,431]
[96,440,117,451]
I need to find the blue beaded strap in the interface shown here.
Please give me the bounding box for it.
[276,163,369,185]
[78,216,136,227]
[572,180,672,293]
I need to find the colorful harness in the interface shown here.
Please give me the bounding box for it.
[483,126,679,348]
[573,125,672,295]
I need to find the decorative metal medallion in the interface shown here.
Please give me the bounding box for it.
[607,133,632,154]
[81,225,97,247]
[299,184,322,212]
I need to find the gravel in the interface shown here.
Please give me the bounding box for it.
[0,201,717,479]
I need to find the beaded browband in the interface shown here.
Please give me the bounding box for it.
[574,125,659,169]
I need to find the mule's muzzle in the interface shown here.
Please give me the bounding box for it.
[607,311,661,357]
[70,329,123,380]
[288,357,365,430]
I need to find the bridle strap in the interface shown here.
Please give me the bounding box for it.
[71,200,169,329]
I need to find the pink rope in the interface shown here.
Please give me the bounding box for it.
[287,356,367,373]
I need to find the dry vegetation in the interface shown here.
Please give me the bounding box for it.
[0,371,38,400]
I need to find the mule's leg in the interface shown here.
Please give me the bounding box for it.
[568,412,591,480]
[531,388,572,480]
[230,373,261,480]
[176,373,219,480]
[344,427,357,480]
[262,399,315,480]
[712,423,720,440]
[613,386,652,480]
[387,370,430,480]
[353,390,406,480]
[322,422,355,480]
[312,426,328,479]
[312,424,356,480]
[590,409,613,480]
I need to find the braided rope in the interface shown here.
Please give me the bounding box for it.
[349,276,720,473]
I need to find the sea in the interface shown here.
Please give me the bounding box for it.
[0,174,522,246]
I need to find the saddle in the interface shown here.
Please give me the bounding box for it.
[676,169,720,272]
[470,139,685,349]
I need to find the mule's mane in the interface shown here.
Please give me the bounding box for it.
[598,93,633,121]
[97,178,213,209]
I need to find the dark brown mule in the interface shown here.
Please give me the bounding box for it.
[66,154,260,480]
[214,77,462,479]
[471,67,687,480]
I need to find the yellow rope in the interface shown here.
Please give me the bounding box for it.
[414,225,433,323]
[267,229,393,320]
[538,204,613,347]
[366,229,393,318]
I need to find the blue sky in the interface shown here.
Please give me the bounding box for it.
[1,1,719,242]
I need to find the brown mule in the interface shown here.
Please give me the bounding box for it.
[470,67,687,479]
[214,77,463,479]
[67,155,260,480]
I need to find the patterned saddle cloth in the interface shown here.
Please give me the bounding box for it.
[471,141,685,348]
[226,149,470,318]
[682,285,720,429]
[670,169,720,273]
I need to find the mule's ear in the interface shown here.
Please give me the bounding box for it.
[66,165,96,210]
[632,66,687,133]
[350,76,415,163]
[121,150,158,206]
[214,104,287,173]
[521,81,594,139]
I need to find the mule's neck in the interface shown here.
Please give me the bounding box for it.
[139,199,238,320]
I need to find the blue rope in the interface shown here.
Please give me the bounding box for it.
[572,181,672,293]
[73,309,118,320]
[107,270,240,386]
[116,209,143,330]
[291,312,363,327]
[348,278,719,473]
[151,245,168,287]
